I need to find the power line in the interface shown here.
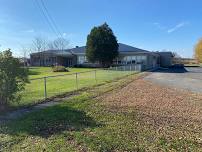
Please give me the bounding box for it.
[35,0,60,38]
[40,0,63,38]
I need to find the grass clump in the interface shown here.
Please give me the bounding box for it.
[52,66,69,72]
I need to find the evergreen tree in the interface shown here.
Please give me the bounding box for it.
[86,23,119,67]
[0,49,28,109]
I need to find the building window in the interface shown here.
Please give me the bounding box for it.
[78,56,87,64]
[122,55,147,64]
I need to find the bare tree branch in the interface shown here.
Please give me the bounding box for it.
[48,37,69,50]
[31,36,48,66]
[32,36,48,52]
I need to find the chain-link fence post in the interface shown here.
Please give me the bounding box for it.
[75,73,78,90]
[130,64,132,75]
[44,77,47,99]
[94,70,97,85]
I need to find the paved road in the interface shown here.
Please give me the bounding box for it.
[144,67,202,93]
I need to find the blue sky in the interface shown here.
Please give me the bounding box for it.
[0,0,202,57]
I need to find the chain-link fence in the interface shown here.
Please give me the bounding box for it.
[19,65,140,105]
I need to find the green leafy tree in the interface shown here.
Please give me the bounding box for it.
[86,23,119,67]
[194,38,202,63]
[0,49,28,109]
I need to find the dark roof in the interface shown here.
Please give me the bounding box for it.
[157,51,174,57]
[31,49,71,55]
[70,46,86,54]
[118,43,149,53]
[31,43,150,56]
[70,43,149,54]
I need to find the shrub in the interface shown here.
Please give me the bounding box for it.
[52,66,69,72]
[0,49,28,108]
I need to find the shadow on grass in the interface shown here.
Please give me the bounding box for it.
[3,104,101,138]
[28,70,41,76]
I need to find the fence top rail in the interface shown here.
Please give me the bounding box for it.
[29,69,98,81]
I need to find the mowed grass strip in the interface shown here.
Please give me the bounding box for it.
[14,67,134,107]
[0,74,201,152]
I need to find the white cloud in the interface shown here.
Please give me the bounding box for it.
[167,22,188,33]
[153,22,166,30]
[23,29,35,33]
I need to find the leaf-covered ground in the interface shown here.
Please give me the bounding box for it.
[98,79,202,151]
[0,74,202,151]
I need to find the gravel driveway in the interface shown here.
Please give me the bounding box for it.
[144,67,202,93]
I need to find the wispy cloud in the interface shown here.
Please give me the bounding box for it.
[167,22,188,33]
[152,21,189,34]
[23,29,35,33]
[62,32,76,39]
[153,22,166,30]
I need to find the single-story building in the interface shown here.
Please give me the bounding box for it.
[158,52,174,68]
[30,43,173,71]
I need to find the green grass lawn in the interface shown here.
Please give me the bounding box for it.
[15,67,136,107]
[28,67,95,79]
[1,75,200,152]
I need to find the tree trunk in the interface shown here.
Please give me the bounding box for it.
[0,98,8,112]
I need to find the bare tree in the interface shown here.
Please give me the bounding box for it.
[30,37,69,66]
[47,41,54,50]
[32,36,48,66]
[48,37,69,50]
[20,45,32,67]
[173,52,181,58]
[32,36,47,52]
